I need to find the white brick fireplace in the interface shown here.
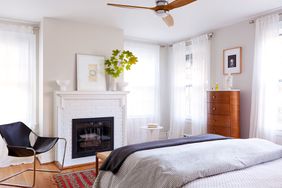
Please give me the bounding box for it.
[54,91,128,167]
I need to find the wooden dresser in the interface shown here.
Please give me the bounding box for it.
[207,90,240,138]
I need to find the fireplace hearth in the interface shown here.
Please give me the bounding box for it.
[72,117,114,159]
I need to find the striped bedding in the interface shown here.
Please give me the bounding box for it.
[93,138,282,188]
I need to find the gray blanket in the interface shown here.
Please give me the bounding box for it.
[100,134,228,174]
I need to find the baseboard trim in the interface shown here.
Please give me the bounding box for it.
[54,161,96,170]
[37,157,55,166]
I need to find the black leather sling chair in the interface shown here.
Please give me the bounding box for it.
[0,121,67,187]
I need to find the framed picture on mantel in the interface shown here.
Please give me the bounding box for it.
[223,47,242,75]
[76,54,106,91]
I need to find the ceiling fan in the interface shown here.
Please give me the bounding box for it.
[107,0,197,27]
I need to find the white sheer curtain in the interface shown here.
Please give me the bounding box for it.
[0,23,36,167]
[191,35,211,135]
[169,42,186,138]
[249,14,282,143]
[124,41,160,144]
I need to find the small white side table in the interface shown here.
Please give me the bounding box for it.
[141,126,163,142]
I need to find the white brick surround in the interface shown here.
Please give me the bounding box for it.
[54,91,128,167]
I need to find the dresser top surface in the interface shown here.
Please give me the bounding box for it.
[207,89,240,92]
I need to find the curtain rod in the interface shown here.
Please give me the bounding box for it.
[249,12,282,24]
[185,32,214,46]
[163,32,214,47]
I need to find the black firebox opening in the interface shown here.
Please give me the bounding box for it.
[72,117,114,159]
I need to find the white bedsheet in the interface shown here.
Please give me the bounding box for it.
[94,139,282,188]
[184,158,282,188]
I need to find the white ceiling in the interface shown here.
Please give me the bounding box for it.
[0,0,281,44]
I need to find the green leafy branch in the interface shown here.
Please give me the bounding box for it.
[105,49,138,78]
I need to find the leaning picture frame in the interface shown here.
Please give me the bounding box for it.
[223,47,242,75]
[76,54,106,91]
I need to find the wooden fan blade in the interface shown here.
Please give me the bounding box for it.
[107,3,156,10]
[166,0,196,10]
[162,14,174,27]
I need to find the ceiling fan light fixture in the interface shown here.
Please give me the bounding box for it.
[155,9,169,17]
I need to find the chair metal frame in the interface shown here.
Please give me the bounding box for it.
[0,129,67,188]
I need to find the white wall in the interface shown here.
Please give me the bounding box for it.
[211,21,255,138]
[39,18,123,163]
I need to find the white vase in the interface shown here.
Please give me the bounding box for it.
[109,76,117,91]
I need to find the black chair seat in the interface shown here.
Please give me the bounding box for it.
[6,137,59,157]
[33,137,59,154]
[7,145,35,157]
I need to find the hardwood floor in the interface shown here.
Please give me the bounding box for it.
[0,159,95,188]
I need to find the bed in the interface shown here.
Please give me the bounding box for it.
[93,134,282,188]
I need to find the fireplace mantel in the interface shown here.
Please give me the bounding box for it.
[55,91,129,109]
[54,90,128,167]
[55,90,129,96]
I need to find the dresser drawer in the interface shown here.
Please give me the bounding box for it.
[207,92,230,103]
[208,103,230,115]
[208,115,230,128]
[208,126,231,137]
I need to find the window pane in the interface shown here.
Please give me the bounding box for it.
[0,29,36,125]
[124,41,160,118]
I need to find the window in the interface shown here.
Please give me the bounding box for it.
[0,23,37,167]
[0,23,36,126]
[185,45,193,119]
[124,40,160,144]
[124,41,160,118]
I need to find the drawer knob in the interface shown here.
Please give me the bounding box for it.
[212,95,216,99]
[212,107,216,111]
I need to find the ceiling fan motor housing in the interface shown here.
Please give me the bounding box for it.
[155,0,169,6]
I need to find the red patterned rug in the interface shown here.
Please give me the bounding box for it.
[53,169,96,188]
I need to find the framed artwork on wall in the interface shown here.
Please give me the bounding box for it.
[76,54,106,91]
[223,47,242,75]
